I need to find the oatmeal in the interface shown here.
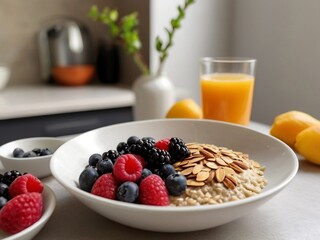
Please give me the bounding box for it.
[169,143,267,206]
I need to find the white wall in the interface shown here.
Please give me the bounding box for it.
[151,0,320,125]
[150,0,233,103]
[232,0,320,124]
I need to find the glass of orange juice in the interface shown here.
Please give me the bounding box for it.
[200,57,256,125]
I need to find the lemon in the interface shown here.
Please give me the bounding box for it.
[166,98,203,119]
[270,111,320,148]
[295,126,320,165]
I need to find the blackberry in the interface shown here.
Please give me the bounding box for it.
[39,148,52,156]
[128,138,154,158]
[23,151,37,158]
[117,142,130,155]
[168,137,190,163]
[102,150,120,163]
[2,170,22,186]
[141,137,156,145]
[146,148,171,169]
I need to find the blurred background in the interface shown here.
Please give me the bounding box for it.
[0,0,319,124]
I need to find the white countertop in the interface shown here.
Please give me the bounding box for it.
[3,122,317,240]
[0,84,135,120]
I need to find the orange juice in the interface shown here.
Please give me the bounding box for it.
[200,73,254,125]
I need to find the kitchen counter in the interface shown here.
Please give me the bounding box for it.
[18,122,317,239]
[0,84,135,144]
[0,84,135,120]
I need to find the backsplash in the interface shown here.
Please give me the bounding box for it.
[0,0,149,86]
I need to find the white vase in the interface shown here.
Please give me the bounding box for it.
[132,73,175,121]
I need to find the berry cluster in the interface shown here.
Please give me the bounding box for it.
[0,171,44,234]
[13,147,53,158]
[78,136,191,206]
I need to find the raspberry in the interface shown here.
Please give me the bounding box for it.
[91,173,117,200]
[0,192,43,234]
[139,174,169,206]
[155,138,170,151]
[132,154,146,168]
[113,154,142,183]
[9,174,44,198]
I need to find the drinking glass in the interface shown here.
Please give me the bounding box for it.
[200,57,256,125]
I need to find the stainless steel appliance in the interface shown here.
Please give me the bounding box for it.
[38,19,94,83]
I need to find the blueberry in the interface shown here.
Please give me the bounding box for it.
[0,183,9,199]
[165,173,187,196]
[88,153,102,166]
[141,168,152,180]
[23,151,37,158]
[79,166,99,192]
[0,197,7,209]
[117,181,139,203]
[96,158,113,175]
[159,164,176,179]
[39,148,52,156]
[127,136,140,146]
[13,148,24,158]
[32,148,41,155]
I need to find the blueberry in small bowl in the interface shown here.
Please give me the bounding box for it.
[0,137,65,178]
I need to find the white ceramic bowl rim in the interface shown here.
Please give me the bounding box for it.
[51,119,299,212]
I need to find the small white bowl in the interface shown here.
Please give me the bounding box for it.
[50,119,299,232]
[0,137,65,178]
[0,65,10,90]
[0,185,56,240]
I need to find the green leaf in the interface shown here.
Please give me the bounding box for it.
[109,10,118,22]
[171,19,180,29]
[88,5,99,20]
[155,36,163,51]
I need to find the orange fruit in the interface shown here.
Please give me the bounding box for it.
[270,111,320,148]
[166,98,203,119]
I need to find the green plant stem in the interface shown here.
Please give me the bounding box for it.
[156,0,194,75]
[133,52,149,75]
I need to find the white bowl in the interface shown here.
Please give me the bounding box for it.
[0,137,65,178]
[0,185,56,240]
[50,119,299,232]
[0,65,10,90]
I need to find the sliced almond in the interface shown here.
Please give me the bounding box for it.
[216,158,228,166]
[205,170,215,183]
[229,162,243,173]
[192,164,203,174]
[206,161,218,169]
[215,168,226,182]
[221,155,233,164]
[196,171,210,182]
[199,149,214,158]
[187,179,205,187]
[180,167,194,176]
[223,177,236,189]
[233,160,249,170]
[223,167,236,175]
[225,174,238,186]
